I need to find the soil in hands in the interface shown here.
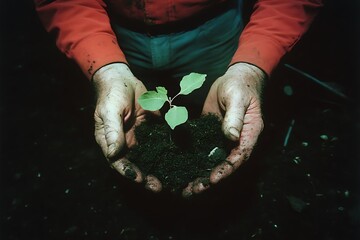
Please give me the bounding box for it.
[128,114,232,193]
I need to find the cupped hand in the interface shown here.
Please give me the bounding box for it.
[93,63,162,192]
[182,63,266,197]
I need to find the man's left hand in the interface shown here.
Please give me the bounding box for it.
[182,63,266,197]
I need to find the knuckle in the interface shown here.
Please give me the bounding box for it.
[94,132,103,144]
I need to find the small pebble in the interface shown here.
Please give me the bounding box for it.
[320,135,329,141]
[331,136,338,142]
[149,236,160,240]
[12,198,21,206]
[208,147,219,157]
[301,142,309,147]
[16,64,24,69]
[293,156,301,164]
[283,85,293,96]
[287,196,308,213]
[64,226,78,234]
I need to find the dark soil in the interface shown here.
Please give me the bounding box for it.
[129,114,229,192]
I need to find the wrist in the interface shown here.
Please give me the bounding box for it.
[229,62,266,81]
[92,63,135,91]
[226,63,266,94]
[93,62,132,81]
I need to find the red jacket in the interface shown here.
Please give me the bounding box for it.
[35,0,323,79]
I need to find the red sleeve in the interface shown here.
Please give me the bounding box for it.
[230,0,323,76]
[35,0,127,79]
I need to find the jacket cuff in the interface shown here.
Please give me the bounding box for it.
[70,34,128,79]
[229,34,286,77]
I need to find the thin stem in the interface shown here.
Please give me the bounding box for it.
[172,92,181,101]
[168,91,181,108]
[167,96,174,108]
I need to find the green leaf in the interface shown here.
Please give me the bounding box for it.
[179,73,207,95]
[164,106,188,129]
[138,88,168,111]
[156,86,167,95]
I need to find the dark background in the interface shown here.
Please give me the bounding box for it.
[0,0,359,239]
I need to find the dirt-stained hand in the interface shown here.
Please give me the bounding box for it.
[93,63,162,192]
[182,63,265,197]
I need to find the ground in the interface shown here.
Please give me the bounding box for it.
[0,1,359,240]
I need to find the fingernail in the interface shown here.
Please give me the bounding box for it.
[182,190,193,198]
[145,182,154,191]
[182,184,194,198]
[124,167,137,180]
[200,178,210,188]
[229,127,240,139]
[197,183,209,193]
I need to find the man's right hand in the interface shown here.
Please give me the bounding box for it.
[92,63,162,192]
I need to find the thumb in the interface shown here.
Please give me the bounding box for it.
[222,102,246,141]
[94,108,126,159]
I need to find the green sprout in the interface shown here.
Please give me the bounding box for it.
[138,73,207,129]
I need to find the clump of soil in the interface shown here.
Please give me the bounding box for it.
[128,114,230,193]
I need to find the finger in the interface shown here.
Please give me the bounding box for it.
[144,175,162,193]
[222,102,246,141]
[105,113,125,158]
[111,158,143,183]
[182,177,211,197]
[226,117,263,166]
[94,114,108,156]
[192,177,211,194]
[95,107,126,159]
[182,182,194,198]
[210,161,234,184]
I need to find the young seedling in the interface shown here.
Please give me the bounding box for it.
[138,73,207,129]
